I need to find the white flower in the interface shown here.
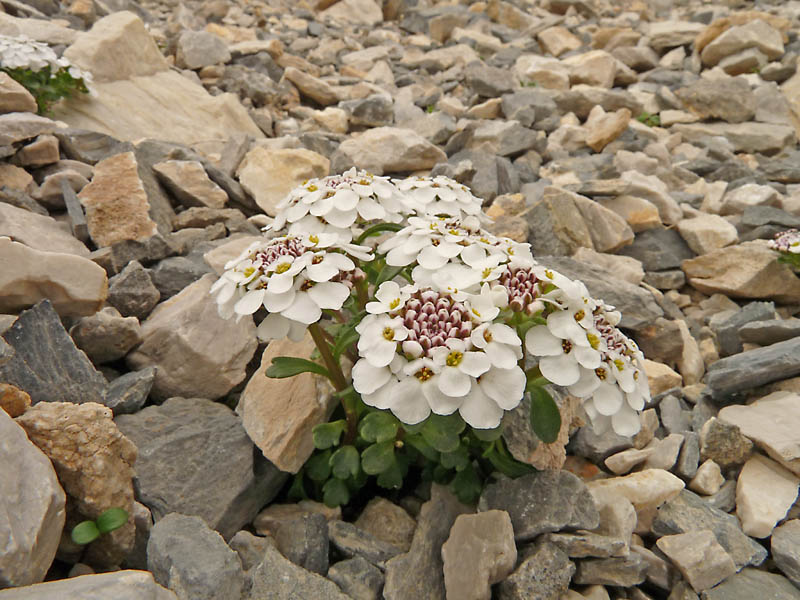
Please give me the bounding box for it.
[394,175,486,221]
[356,314,409,367]
[429,338,491,398]
[366,281,413,314]
[526,322,602,386]
[769,229,800,254]
[471,323,522,369]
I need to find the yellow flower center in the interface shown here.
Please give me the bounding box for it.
[389,298,400,309]
[382,327,395,341]
[595,367,607,380]
[415,367,434,382]
[307,184,317,192]
[309,234,319,244]
[482,268,493,279]
[243,267,255,278]
[586,333,600,350]
[275,263,291,274]
[483,329,493,343]
[614,359,625,371]
[446,351,463,367]
[574,310,585,322]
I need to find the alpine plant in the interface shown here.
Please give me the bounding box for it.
[769,229,800,271]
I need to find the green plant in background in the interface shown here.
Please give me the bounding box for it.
[425,104,435,113]
[71,507,129,545]
[769,229,800,272]
[521,80,538,87]
[636,111,661,127]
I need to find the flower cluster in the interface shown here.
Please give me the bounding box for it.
[769,229,800,255]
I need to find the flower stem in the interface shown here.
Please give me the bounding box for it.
[309,323,348,392]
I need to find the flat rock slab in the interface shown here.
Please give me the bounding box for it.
[587,469,684,528]
[656,530,736,592]
[479,470,599,543]
[572,554,648,587]
[328,520,403,568]
[0,202,90,257]
[705,339,800,400]
[0,570,177,599]
[248,544,351,600]
[736,454,799,538]
[700,568,800,600]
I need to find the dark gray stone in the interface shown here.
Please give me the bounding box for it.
[572,554,647,586]
[115,397,285,540]
[643,269,686,290]
[478,470,599,543]
[218,65,285,108]
[465,61,517,97]
[53,128,132,165]
[772,519,800,587]
[0,300,107,406]
[328,520,403,568]
[147,513,244,600]
[327,556,384,600]
[502,89,558,129]
[705,337,800,400]
[249,544,351,600]
[130,142,177,235]
[341,95,394,128]
[497,540,575,600]
[652,490,768,569]
[447,149,516,202]
[105,367,156,416]
[121,501,152,571]
[91,233,176,276]
[569,424,633,462]
[691,397,716,434]
[149,255,213,300]
[541,531,627,558]
[700,568,800,600]
[739,319,800,346]
[107,260,161,320]
[273,513,329,574]
[740,205,800,229]
[709,301,775,357]
[704,480,736,513]
[675,432,700,480]
[0,338,13,367]
[618,228,695,271]
[229,530,272,573]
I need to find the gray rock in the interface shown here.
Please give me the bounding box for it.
[569,424,633,462]
[328,520,403,568]
[660,395,692,435]
[675,432,700,480]
[478,470,599,543]
[673,122,796,154]
[327,557,384,600]
[553,86,643,120]
[709,301,774,357]
[121,501,153,571]
[0,409,65,588]
[107,260,161,320]
[700,568,800,600]
[91,232,175,276]
[249,544,350,600]
[115,397,285,540]
[273,513,329,574]
[149,255,213,300]
[447,149,517,201]
[656,530,737,592]
[675,78,756,124]
[132,141,180,235]
[502,89,559,130]
[466,61,518,97]
[0,337,12,367]
[0,300,108,405]
[772,520,800,587]
[652,490,768,569]
[0,570,177,599]
[176,31,231,70]
[705,337,800,400]
[705,480,737,513]
[699,418,753,469]
[147,513,244,600]
[69,307,142,365]
[53,128,132,165]
[618,227,695,271]
[383,485,472,600]
[229,530,272,573]
[497,540,574,600]
[105,366,156,416]
[341,95,394,128]
[541,531,627,558]
[739,319,800,346]
[572,554,648,586]
[525,186,592,257]
[644,270,686,290]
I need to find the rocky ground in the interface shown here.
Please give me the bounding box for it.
[2,0,800,598]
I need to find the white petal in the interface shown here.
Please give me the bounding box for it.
[363,380,398,410]
[547,310,587,343]
[438,367,471,398]
[487,342,519,369]
[423,382,463,415]
[525,326,562,356]
[307,281,351,310]
[539,354,580,386]
[459,352,491,377]
[353,359,392,395]
[574,345,601,369]
[375,281,401,304]
[234,288,265,315]
[459,384,504,429]
[417,245,450,270]
[263,288,296,313]
[568,368,600,398]
[256,313,290,341]
[593,383,624,416]
[280,291,322,324]
[390,378,431,425]
[611,407,641,436]
[268,272,295,293]
[306,261,339,283]
[333,189,359,211]
[479,367,525,410]
[364,339,398,368]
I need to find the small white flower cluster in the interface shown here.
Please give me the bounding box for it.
[768,229,800,254]
[211,233,371,341]
[0,34,93,85]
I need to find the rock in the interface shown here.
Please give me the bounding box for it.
[736,454,799,538]
[147,513,244,600]
[652,490,768,569]
[236,146,329,216]
[644,360,683,397]
[105,367,156,416]
[115,397,283,540]
[333,127,447,175]
[676,215,738,255]
[0,72,37,113]
[527,187,594,256]
[0,570,177,599]
[538,26,582,57]
[153,161,228,210]
[107,261,161,320]
[327,556,384,600]
[513,55,570,90]
[496,540,574,600]
[643,433,685,471]
[0,238,107,317]
[719,392,800,476]
[16,401,136,566]
[272,512,328,574]
[572,554,648,587]
[465,62,517,98]
[0,409,65,587]
[253,501,340,537]
[648,21,705,51]
[699,418,753,469]
[69,307,141,364]
[0,300,108,406]
[598,195,662,232]
[605,447,653,475]
[720,184,781,216]
[772,520,800,587]
[619,227,694,272]
[0,202,89,257]
[701,20,784,67]
[675,78,755,124]
[318,0,382,26]
[710,301,775,358]
[0,112,56,146]
[585,107,631,152]
[564,50,617,89]
[656,531,737,593]
[250,546,350,600]
[63,12,170,82]
[689,460,724,496]
[478,470,599,543]
[328,520,404,568]
[705,340,800,400]
[0,383,30,417]
[573,195,635,253]
[342,95,393,128]
[176,31,230,70]
[283,66,340,106]
[355,498,416,552]
[441,511,516,600]
[126,275,256,400]
[700,568,800,600]
[383,485,472,600]
[673,122,795,155]
[739,319,800,346]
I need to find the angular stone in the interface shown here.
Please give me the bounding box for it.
[513,55,570,90]
[0,202,89,257]
[333,127,447,176]
[585,107,631,152]
[479,470,599,543]
[656,531,736,592]
[542,531,628,558]
[327,556,383,600]
[318,0,382,26]
[465,62,517,98]
[720,183,781,216]
[0,409,64,588]
[711,301,776,358]
[248,543,350,599]
[0,383,29,418]
[675,78,756,124]
[0,72,37,113]
[598,195,662,232]
[527,186,594,256]
[105,367,156,416]
[16,401,136,566]
[15,134,59,167]
[106,260,160,320]
[355,498,416,553]
[739,319,800,346]
[383,485,472,600]
[701,568,800,600]
[772,520,800,587]
[115,397,283,540]
[0,570,177,599]
[176,31,230,70]
[272,512,328,574]
[442,511,516,600]
[153,161,228,210]
[564,50,617,89]
[0,238,108,317]
[253,501,340,537]
[699,417,753,469]
[648,21,705,52]
[0,300,108,406]
[496,540,574,600]
[677,215,738,255]
[469,120,539,157]
[643,433,685,471]
[689,460,725,496]
[573,554,647,587]
[147,513,244,600]
[236,146,329,216]
[701,20,784,67]
[69,307,141,365]
[673,122,795,154]
[127,275,256,400]
[705,339,800,400]
[736,454,799,538]
[538,26,582,57]
[328,520,403,568]
[572,194,634,253]
[0,112,56,146]
[283,66,339,106]
[652,490,768,569]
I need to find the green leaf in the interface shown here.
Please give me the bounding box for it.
[405,434,439,461]
[71,520,100,545]
[312,420,347,450]
[266,356,330,379]
[359,411,399,443]
[322,478,350,508]
[421,414,466,453]
[332,323,360,361]
[330,445,360,480]
[450,463,482,504]
[440,443,470,471]
[306,449,333,481]
[355,222,405,246]
[472,426,504,442]
[529,386,562,444]
[96,508,129,534]
[376,459,403,489]
[485,440,535,478]
[287,473,308,501]
[361,440,395,475]
[375,264,407,287]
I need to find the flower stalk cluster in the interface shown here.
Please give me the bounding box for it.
[769,229,800,271]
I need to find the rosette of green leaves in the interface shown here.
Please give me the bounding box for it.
[3,66,90,114]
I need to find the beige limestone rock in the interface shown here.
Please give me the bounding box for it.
[63,12,169,82]
[700,20,784,67]
[236,147,329,216]
[0,203,89,256]
[78,151,158,248]
[644,359,682,396]
[565,50,617,89]
[335,127,447,175]
[16,402,137,566]
[585,106,632,152]
[572,193,634,252]
[283,67,340,106]
[127,274,257,400]
[675,319,704,386]
[572,247,644,285]
[673,122,795,154]
[0,12,78,45]
[682,241,800,304]
[538,26,582,57]
[689,459,724,495]
[153,160,228,209]
[736,453,799,538]
[719,183,781,216]
[0,163,34,193]
[656,530,736,592]
[676,214,738,255]
[620,171,683,226]
[237,335,336,473]
[643,433,685,471]
[254,500,341,537]
[0,238,107,317]
[605,447,654,475]
[513,54,570,90]
[15,134,59,167]
[597,195,662,232]
[441,511,517,600]
[0,72,37,114]
[319,0,383,26]
[0,112,56,146]
[355,498,416,553]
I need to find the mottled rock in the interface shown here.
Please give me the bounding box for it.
[736,454,799,538]
[573,554,647,587]
[271,512,328,574]
[176,31,230,70]
[153,161,228,210]
[0,570,177,599]
[107,260,161,320]
[656,531,736,592]
[0,383,29,418]
[701,568,800,600]
[328,520,403,568]
[585,107,631,152]
[248,544,350,600]
[705,339,800,400]
[700,418,753,469]
[355,498,416,553]
[0,112,56,146]
[333,127,447,175]
[497,540,574,600]
[772,519,800,587]
[527,187,594,256]
[326,557,384,600]
[675,78,755,124]
[673,122,795,154]
[700,20,784,67]
[677,215,738,256]
[70,307,141,364]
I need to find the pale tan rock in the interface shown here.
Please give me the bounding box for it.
[319,0,383,26]
[682,241,800,304]
[63,12,169,82]
[236,335,336,473]
[355,498,416,552]
[15,134,59,167]
[127,274,257,400]
[644,359,682,396]
[16,401,137,566]
[513,54,570,89]
[597,195,662,232]
[0,12,78,45]
[466,98,502,120]
[335,127,447,176]
[153,160,228,209]
[572,248,644,285]
[78,151,158,248]
[585,106,631,152]
[620,171,684,226]
[283,67,340,106]
[673,122,795,155]
[677,214,738,255]
[0,203,89,256]
[565,50,617,89]
[0,72,37,114]
[643,434,685,471]
[689,459,724,495]
[736,453,799,538]
[675,319,704,386]
[700,20,784,67]
[441,511,516,600]
[605,447,654,475]
[487,0,533,29]
[0,383,30,418]
[311,107,349,134]
[656,530,736,592]
[538,26,582,57]
[719,183,781,216]
[590,489,637,551]
[203,235,263,275]
[229,39,283,59]
[237,147,329,216]
[0,112,56,146]
[660,110,699,127]
[0,238,107,317]
[572,193,634,252]
[0,163,34,193]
